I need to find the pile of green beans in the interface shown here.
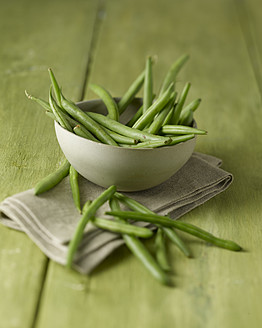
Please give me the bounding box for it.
[25,55,206,150]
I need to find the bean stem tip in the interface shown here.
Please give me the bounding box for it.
[25,90,32,99]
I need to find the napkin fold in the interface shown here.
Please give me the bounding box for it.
[0,152,232,274]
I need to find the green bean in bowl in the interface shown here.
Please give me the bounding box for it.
[26,55,207,191]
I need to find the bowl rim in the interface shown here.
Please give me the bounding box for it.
[54,98,196,151]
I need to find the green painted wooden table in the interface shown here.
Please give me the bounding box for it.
[1,0,262,327]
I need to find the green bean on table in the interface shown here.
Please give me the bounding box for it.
[163,226,191,257]
[66,185,117,268]
[92,216,153,238]
[109,197,170,285]
[106,211,242,252]
[155,228,171,272]
[114,192,191,256]
[34,159,70,195]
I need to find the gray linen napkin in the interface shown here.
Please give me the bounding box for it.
[0,152,232,274]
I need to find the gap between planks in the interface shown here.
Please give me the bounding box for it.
[30,258,49,328]
[78,0,106,101]
[234,0,262,102]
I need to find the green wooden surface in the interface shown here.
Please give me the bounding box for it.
[0,0,99,327]
[1,0,262,327]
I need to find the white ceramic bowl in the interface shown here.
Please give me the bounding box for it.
[55,98,196,192]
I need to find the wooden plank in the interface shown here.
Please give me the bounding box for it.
[35,0,262,328]
[0,0,98,327]
[234,0,262,97]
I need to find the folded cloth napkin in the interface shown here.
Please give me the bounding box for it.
[0,152,233,274]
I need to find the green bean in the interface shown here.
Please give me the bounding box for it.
[118,70,145,114]
[163,227,191,257]
[82,200,92,214]
[63,114,79,128]
[67,185,117,268]
[73,125,99,142]
[45,109,98,141]
[64,114,99,141]
[34,159,70,195]
[121,139,172,149]
[114,192,190,256]
[155,228,171,272]
[126,105,143,127]
[143,56,153,113]
[128,134,194,149]
[132,83,174,130]
[69,165,81,214]
[48,68,62,107]
[49,87,73,132]
[161,107,174,126]
[168,134,195,145]
[73,125,97,141]
[179,109,194,126]
[44,104,78,127]
[126,94,156,127]
[171,82,191,124]
[106,211,242,252]
[161,125,207,135]
[147,92,177,134]
[92,217,153,238]
[60,94,118,146]
[25,90,51,112]
[109,198,170,285]
[178,98,201,126]
[114,192,152,214]
[102,126,138,145]
[89,83,119,121]
[45,111,55,120]
[87,112,170,142]
[180,98,201,116]
[159,54,190,96]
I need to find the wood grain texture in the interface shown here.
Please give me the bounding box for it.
[34,1,262,328]
[1,0,262,327]
[0,0,98,327]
